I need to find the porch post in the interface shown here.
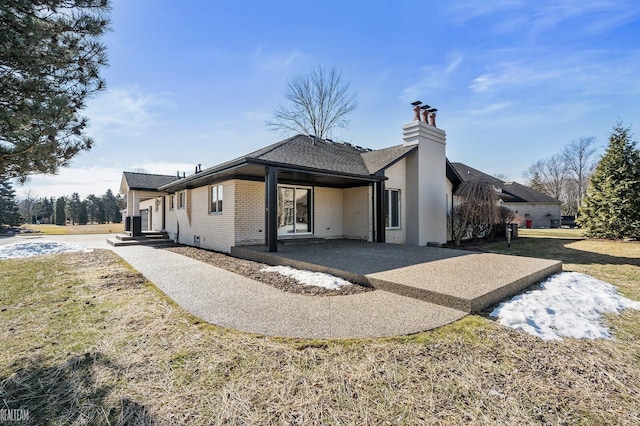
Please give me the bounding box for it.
[375,179,386,243]
[265,167,278,252]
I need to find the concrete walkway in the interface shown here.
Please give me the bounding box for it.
[2,234,467,339]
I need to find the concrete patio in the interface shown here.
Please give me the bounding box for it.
[232,240,562,312]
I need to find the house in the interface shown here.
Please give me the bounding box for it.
[119,114,466,253]
[451,162,562,228]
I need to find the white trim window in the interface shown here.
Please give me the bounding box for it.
[169,195,175,210]
[178,191,186,209]
[384,189,400,229]
[210,184,223,213]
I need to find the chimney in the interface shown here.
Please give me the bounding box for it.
[403,101,447,245]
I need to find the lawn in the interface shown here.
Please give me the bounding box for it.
[1,235,639,424]
[518,227,585,239]
[22,223,123,235]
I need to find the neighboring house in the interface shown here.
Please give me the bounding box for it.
[119,118,464,253]
[451,162,562,228]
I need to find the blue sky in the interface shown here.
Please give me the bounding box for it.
[19,0,640,198]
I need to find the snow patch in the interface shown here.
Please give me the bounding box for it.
[491,272,640,341]
[261,265,352,290]
[0,240,93,260]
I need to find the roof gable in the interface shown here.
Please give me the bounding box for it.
[122,172,179,192]
[451,162,560,203]
[361,145,416,174]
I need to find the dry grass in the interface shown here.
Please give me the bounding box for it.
[22,223,124,235]
[518,228,585,239]
[1,237,639,424]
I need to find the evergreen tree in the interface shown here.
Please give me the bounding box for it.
[37,197,55,223]
[55,197,66,226]
[96,200,106,223]
[0,178,21,227]
[528,171,545,193]
[78,201,88,224]
[66,192,81,225]
[578,124,640,239]
[102,188,117,222]
[85,194,99,223]
[0,0,110,181]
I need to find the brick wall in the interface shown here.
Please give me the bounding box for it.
[314,187,344,238]
[343,186,371,241]
[234,180,265,246]
[163,183,236,252]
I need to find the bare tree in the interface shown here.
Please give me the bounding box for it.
[525,154,568,200]
[17,189,38,223]
[562,137,598,210]
[266,65,357,139]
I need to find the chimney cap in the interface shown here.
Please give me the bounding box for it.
[411,100,422,106]
[427,108,438,112]
[420,104,431,110]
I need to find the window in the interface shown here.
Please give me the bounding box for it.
[277,186,312,234]
[169,195,175,210]
[210,184,223,213]
[384,189,400,229]
[178,191,186,209]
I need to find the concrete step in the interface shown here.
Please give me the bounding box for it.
[142,230,168,237]
[107,237,174,247]
[144,234,169,239]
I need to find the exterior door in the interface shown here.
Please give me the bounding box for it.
[140,209,148,231]
[277,186,312,235]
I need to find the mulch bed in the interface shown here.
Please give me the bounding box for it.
[165,245,372,297]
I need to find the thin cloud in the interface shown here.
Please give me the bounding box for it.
[16,166,124,199]
[401,54,464,102]
[251,46,306,72]
[130,161,196,176]
[85,87,177,141]
[445,0,640,35]
[446,53,464,74]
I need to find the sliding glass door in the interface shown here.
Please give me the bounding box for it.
[277,186,312,235]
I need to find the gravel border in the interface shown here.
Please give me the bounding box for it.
[165,245,372,297]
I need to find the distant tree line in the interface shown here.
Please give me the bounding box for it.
[526,123,640,239]
[17,189,124,226]
[525,137,600,216]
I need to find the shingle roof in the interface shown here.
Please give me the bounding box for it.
[155,135,461,192]
[122,172,179,191]
[451,162,560,203]
[246,134,373,175]
[361,145,416,174]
